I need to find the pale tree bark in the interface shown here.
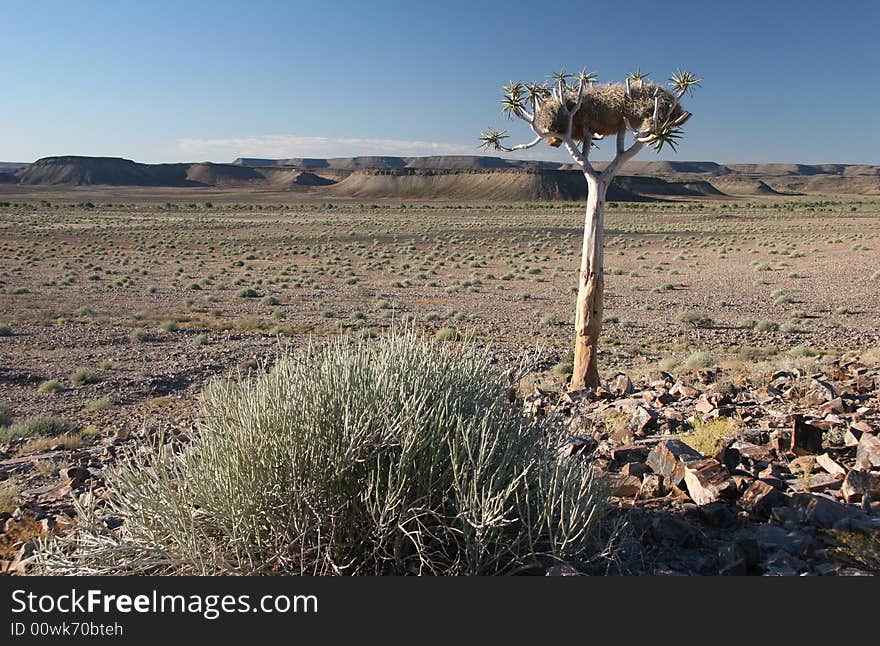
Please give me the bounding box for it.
[570,173,606,390]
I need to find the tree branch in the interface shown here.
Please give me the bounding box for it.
[496,135,543,152]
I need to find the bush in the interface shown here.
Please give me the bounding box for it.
[35,333,610,575]
[434,327,458,341]
[684,351,714,370]
[38,379,63,394]
[0,323,12,337]
[681,418,739,456]
[0,414,73,443]
[756,320,779,332]
[676,311,714,328]
[70,368,99,386]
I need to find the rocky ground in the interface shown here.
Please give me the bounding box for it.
[530,350,880,575]
[2,198,879,575]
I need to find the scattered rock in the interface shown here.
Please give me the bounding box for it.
[740,479,786,516]
[840,470,880,504]
[855,433,880,470]
[646,439,704,486]
[815,452,846,477]
[683,459,735,506]
[790,414,824,455]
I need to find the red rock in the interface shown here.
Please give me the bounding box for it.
[844,427,863,448]
[815,453,846,477]
[820,397,847,415]
[629,405,656,434]
[840,470,880,503]
[646,439,704,486]
[609,474,642,498]
[855,433,880,470]
[695,396,716,415]
[621,462,650,478]
[683,459,735,506]
[790,415,824,456]
[740,479,785,516]
[640,473,664,498]
[611,445,649,464]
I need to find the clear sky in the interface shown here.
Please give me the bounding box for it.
[2,0,878,164]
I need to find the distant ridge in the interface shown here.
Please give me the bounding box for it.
[233,155,567,171]
[4,155,878,198]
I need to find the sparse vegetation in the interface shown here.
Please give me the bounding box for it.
[70,367,99,386]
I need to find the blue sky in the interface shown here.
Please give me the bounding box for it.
[1,0,878,164]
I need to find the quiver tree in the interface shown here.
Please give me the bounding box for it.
[481,68,700,390]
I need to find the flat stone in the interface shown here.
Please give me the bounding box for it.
[855,433,880,470]
[646,439,704,486]
[789,493,871,529]
[609,474,642,498]
[815,453,846,476]
[683,458,735,506]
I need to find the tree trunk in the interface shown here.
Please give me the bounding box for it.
[570,175,606,391]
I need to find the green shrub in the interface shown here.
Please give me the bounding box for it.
[38,379,63,394]
[676,311,714,328]
[34,333,610,575]
[85,398,112,412]
[0,414,73,443]
[684,351,714,370]
[434,327,458,341]
[756,320,779,332]
[70,368,99,386]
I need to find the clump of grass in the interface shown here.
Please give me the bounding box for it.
[0,480,19,514]
[70,368,99,386]
[552,361,573,376]
[0,323,12,337]
[680,418,739,456]
[658,357,679,372]
[158,320,178,333]
[34,332,611,575]
[85,398,112,412]
[738,319,757,329]
[676,311,714,328]
[434,327,458,342]
[755,320,779,332]
[789,345,817,358]
[236,288,259,298]
[38,379,63,394]
[131,328,150,343]
[0,414,73,443]
[684,351,714,370]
